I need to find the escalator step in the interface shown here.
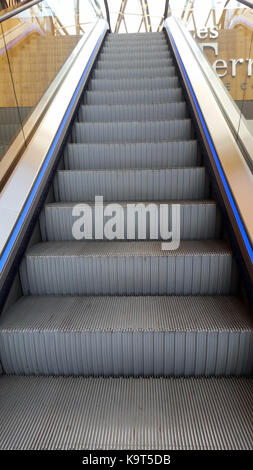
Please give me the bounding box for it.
[98,51,171,61]
[79,102,187,122]
[88,76,179,91]
[84,88,183,105]
[106,34,165,41]
[92,66,176,79]
[1,295,252,376]
[96,58,173,69]
[64,141,198,170]
[0,375,252,449]
[102,43,170,52]
[72,120,192,143]
[40,201,221,241]
[19,240,238,296]
[54,168,208,202]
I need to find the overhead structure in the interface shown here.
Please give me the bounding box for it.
[101,0,237,34]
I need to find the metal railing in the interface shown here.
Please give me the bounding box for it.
[0,0,42,22]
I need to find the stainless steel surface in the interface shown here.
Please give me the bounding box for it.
[164,17,253,269]
[0,19,108,269]
[0,375,252,449]
[19,240,238,296]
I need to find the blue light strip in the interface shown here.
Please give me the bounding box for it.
[0,29,105,273]
[166,25,253,265]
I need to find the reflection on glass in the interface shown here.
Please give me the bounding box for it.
[0,0,103,160]
[173,1,253,136]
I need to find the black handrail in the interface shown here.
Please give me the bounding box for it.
[0,0,42,23]
[238,0,253,8]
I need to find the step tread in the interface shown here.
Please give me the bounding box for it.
[84,88,183,104]
[1,295,252,332]
[64,140,199,170]
[89,77,179,91]
[25,240,231,258]
[57,166,204,173]
[66,139,196,147]
[45,199,216,208]
[54,167,208,202]
[41,200,221,242]
[0,376,252,449]
[72,119,192,143]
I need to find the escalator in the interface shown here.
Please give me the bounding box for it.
[0,30,252,450]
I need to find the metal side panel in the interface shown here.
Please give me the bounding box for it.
[53,168,209,202]
[101,44,170,52]
[40,201,221,241]
[0,296,252,376]
[96,58,173,69]
[64,141,198,170]
[106,32,165,40]
[0,376,252,449]
[19,240,238,296]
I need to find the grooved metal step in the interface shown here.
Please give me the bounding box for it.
[79,102,188,122]
[0,375,252,449]
[40,201,221,241]
[72,120,193,143]
[102,44,170,52]
[106,35,165,41]
[92,66,176,79]
[98,51,171,61]
[54,168,208,202]
[1,296,252,376]
[96,58,173,69]
[20,241,238,296]
[83,88,183,105]
[89,76,179,91]
[64,140,199,170]
[106,34,165,41]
